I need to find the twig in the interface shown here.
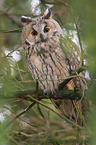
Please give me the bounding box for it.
[0,28,22,33]
[5,45,22,57]
[5,102,36,128]
[75,23,84,66]
[76,105,87,129]
[36,80,44,118]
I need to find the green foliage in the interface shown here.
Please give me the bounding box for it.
[0,0,95,144]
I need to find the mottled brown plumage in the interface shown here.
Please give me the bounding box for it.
[21,9,87,124]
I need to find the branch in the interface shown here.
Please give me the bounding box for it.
[19,89,87,101]
[0,88,87,102]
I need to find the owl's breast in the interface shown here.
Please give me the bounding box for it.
[25,41,69,91]
[30,54,42,71]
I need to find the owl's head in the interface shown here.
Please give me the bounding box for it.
[21,9,62,45]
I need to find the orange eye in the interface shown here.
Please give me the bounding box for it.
[44,27,50,33]
[31,30,38,36]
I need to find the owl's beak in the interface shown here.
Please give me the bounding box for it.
[40,33,45,42]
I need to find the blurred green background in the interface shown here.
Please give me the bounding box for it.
[0,0,96,144]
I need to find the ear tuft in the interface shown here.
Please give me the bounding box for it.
[43,8,52,19]
[21,16,32,26]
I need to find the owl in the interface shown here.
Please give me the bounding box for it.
[21,9,87,124]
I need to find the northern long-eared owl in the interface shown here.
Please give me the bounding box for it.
[21,8,87,123]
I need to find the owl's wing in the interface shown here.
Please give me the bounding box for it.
[60,35,81,71]
[59,34,87,89]
[52,34,87,124]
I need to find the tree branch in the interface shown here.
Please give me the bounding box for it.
[0,88,87,103]
[18,89,87,101]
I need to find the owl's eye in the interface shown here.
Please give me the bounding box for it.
[31,30,38,36]
[44,27,50,33]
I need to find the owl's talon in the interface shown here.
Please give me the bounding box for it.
[43,89,51,96]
